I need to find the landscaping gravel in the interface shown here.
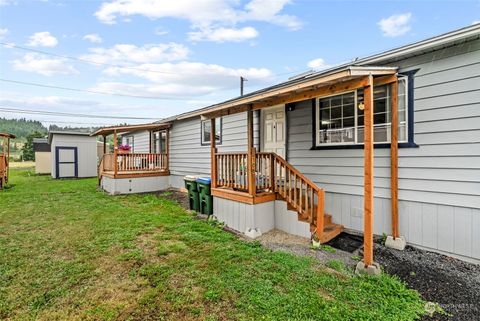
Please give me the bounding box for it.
[372,243,480,321]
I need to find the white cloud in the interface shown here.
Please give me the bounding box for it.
[154,27,169,36]
[81,43,189,64]
[242,0,301,30]
[472,20,480,25]
[27,31,58,47]
[0,28,8,39]
[94,0,301,41]
[0,0,16,5]
[307,58,330,70]
[83,33,102,43]
[12,53,79,76]
[188,26,259,42]
[94,61,273,97]
[378,13,412,37]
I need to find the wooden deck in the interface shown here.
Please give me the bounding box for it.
[102,169,169,179]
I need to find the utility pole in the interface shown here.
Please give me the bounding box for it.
[240,76,247,96]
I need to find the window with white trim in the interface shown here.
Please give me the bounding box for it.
[125,136,134,152]
[201,118,222,145]
[152,130,167,153]
[316,78,408,146]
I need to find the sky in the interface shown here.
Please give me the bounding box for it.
[0,0,479,128]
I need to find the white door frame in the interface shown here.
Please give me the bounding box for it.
[260,105,286,157]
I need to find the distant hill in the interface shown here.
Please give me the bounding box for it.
[0,118,48,142]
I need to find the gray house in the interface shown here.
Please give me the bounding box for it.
[93,24,480,265]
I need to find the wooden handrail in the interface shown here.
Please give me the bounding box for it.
[213,150,326,240]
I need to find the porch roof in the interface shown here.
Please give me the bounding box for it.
[91,123,171,136]
[0,132,16,139]
[181,66,397,119]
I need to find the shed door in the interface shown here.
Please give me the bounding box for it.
[56,147,78,179]
[262,105,286,158]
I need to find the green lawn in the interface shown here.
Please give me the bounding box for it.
[0,169,426,320]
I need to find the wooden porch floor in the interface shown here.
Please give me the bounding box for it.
[102,170,169,179]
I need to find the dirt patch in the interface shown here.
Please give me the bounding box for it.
[155,189,189,210]
[256,229,358,267]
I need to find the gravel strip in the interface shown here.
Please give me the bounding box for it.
[372,244,480,321]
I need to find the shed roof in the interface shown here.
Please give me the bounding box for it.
[48,131,94,144]
[33,138,50,152]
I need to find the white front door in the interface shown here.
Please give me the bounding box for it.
[262,105,286,158]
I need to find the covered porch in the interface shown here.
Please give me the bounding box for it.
[91,123,170,180]
[195,66,402,273]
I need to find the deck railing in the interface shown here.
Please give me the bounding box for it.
[213,149,325,239]
[214,152,248,190]
[100,152,168,175]
[117,153,168,172]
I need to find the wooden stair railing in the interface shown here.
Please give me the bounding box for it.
[268,153,342,243]
[213,150,343,243]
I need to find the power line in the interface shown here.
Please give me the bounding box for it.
[1,42,306,80]
[0,107,159,120]
[0,78,193,100]
[38,120,117,126]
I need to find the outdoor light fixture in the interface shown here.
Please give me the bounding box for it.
[358,102,365,111]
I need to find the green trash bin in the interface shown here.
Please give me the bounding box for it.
[196,177,213,215]
[184,175,200,212]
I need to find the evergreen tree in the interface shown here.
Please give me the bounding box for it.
[21,132,45,161]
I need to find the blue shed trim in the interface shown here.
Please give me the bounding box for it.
[55,146,78,179]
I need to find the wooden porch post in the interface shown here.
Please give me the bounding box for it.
[113,130,118,177]
[102,135,107,154]
[391,77,399,239]
[363,74,374,267]
[210,118,217,188]
[247,107,256,196]
[166,129,170,171]
[6,137,10,182]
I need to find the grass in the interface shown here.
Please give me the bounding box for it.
[0,169,427,320]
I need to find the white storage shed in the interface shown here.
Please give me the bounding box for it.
[48,131,98,179]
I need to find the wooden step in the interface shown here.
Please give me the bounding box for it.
[319,223,343,243]
[310,222,344,243]
[297,212,331,225]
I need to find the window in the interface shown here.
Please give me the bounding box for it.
[152,130,167,153]
[315,78,408,147]
[201,118,222,145]
[125,136,134,152]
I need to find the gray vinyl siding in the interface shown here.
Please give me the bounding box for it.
[287,39,480,209]
[121,130,150,153]
[286,38,480,261]
[169,113,260,186]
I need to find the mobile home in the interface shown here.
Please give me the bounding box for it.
[95,25,480,264]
